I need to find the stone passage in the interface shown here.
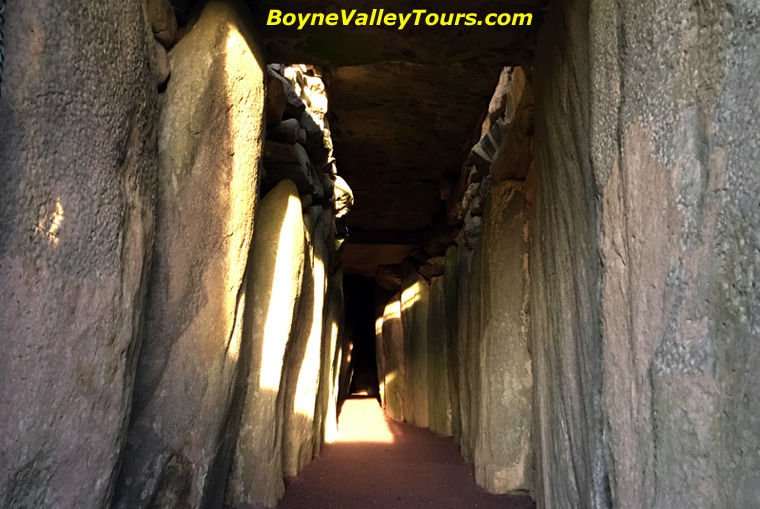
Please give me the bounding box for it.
[276,397,536,509]
[1,1,758,508]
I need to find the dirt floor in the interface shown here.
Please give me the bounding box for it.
[277,396,536,509]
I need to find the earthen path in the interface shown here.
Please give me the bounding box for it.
[277,397,536,509]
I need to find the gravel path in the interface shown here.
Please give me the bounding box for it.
[277,397,536,509]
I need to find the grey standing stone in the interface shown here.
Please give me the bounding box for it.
[444,245,462,441]
[427,276,453,436]
[474,185,533,494]
[313,268,344,455]
[0,2,157,507]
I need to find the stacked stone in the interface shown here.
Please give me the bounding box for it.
[447,66,535,248]
[264,64,353,264]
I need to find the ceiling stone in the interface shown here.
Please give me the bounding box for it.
[328,61,498,233]
[248,0,548,275]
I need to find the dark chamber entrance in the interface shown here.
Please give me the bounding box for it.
[343,274,381,398]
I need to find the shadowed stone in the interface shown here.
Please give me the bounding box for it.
[427,276,453,436]
[444,245,462,441]
[0,2,157,506]
[263,141,315,195]
[474,186,533,494]
[400,272,430,428]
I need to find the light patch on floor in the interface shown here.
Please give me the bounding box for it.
[335,398,395,444]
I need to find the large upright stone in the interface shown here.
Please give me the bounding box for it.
[532,0,760,507]
[375,303,388,409]
[455,244,475,459]
[474,185,533,494]
[0,3,157,506]
[529,2,604,506]
[593,1,760,507]
[227,180,306,508]
[313,268,344,453]
[444,246,462,441]
[381,293,406,421]
[465,241,484,460]
[400,272,430,428]
[427,276,452,436]
[112,2,265,506]
[281,210,328,478]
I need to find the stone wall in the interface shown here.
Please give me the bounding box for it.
[374,64,537,497]
[0,1,351,507]
[113,1,266,506]
[0,2,158,507]
[530,0,760,507]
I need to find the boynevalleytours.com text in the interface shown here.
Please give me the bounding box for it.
[267,9,533,30]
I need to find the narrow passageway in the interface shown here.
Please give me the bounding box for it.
[277,397,535,509]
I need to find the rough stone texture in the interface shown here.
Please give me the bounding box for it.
[400,272,431,428]
[474,186,533,494]
[463,213,483,250]
[419,256,446,279]
[227,180,306,509]
[491,106,535,182]
[268,118,300,144]
[482,67,511,135]
[148,0,177,47]
[113,2,265,506]
[375,306,387,408]
[262,141,315,195]
[266,71,288,125]
[593,0,760,507]
[155,40,171,88]
[531,0,760,507]
[503,67,533,125]
[381,293,406,421]
[471,119,507,174]
[376,264,403,292]
[333,175,353,220]
[298,110,331,169]
[281,211,328,478]
[0,2,157,506]
[268,69,306,120]
[465,241,484,462]
[453,244,474,459]
[427,277,452,436]
[530,1,605,507]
